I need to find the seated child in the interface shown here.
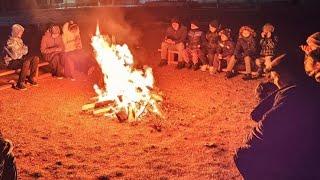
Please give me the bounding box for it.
[2,24,39,90]
[256,23,278,77]
[179,20,206,71]
[225,26,257,80]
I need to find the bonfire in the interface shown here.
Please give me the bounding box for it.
[82,24,163,122]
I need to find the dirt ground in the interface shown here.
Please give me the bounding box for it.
[0,55,264,179]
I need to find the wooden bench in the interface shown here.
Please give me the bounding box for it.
[0,61,50,90]
[157,49,178,65]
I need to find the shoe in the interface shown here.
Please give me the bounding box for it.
[158,59,168,67]
[242,74,253,81]
[209,66,217,75]
[200,64,208,72]
[225,71,236,79]
[176,62,185,69]
[193,63,200,71]
[28,80,38,86]
[257,68,263,78]
[186,62,193,69]
[15,83,27,90]
[56,76,64,80]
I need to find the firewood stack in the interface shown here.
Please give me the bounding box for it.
[82,89,163,122]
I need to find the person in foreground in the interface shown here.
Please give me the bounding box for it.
[234,48,320,179]
[0,132,17,180]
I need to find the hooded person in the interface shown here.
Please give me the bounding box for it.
[62,21,95,80]
[40,23,65,78]
[0,132,17,180]
[1,24,39,90]
[214,28,235,73]
[200,20,221,73]
[234,48,320,179]
[159,17,187,67]
[179,19,206,71]
[301,32,320,82]
[255,23,279,77]
[225,26,257,80]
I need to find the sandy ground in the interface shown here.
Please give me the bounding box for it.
[0,58,263,179]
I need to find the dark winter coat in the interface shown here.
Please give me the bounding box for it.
[234,36,257,59]
[0,133,17,180]
[205,31,220,50]
[186,28,206,50]
[165,25,188,44]
[260,36,278,57]
[217,40,235,58]
[235,79,320,179]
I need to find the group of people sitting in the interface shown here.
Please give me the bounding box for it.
[159,17,281,80]
[0,21,95,90]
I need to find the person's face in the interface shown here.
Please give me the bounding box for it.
[51,26,60,38]
[220,34,228,41]
[209,25,217,33]
[17,31,23,38]
[172,23,179,31]
[242,29,251,38]
[191,24,198,30]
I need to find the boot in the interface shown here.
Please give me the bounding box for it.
[200,64,208,72]
[257,68,263,78]
[242,74,253,81]
[193,62,201,71]
[225,71,236,79]
[158,59,168,67]
[176,62,185,69]
[209,66,217,75]
[186,62,194,69]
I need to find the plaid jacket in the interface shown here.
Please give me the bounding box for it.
[260,36,278,56]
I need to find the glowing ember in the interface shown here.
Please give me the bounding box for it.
[82,24,162,122]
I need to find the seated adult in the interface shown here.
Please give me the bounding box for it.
[40,23,64,79]
[0,132,17,180]
[1,24,39,90]
[234,49,320,179]
[301,32,320,82]
[62,21,95,80]
[159,17,187,67]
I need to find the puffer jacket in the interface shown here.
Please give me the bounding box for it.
[234,36,257,58]
[218,40,235,58]
[62,22,82,52]
[3,37,28,65]
[206,31,220,50]
[186,28,206,50]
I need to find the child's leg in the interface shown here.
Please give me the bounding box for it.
[28,56,39,81]
[264,56,272,71]
[226,55,237,72]
[244,56,252,74]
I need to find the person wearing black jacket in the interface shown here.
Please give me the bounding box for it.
[159,17,187,67]
[0,132,17,180]
[179,20,206,71]
[225,26,257,80]
[234,50,320,179]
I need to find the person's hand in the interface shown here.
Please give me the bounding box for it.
[266,32,272,38]
[218,54,222,59]
[55,47,63,52]
[261,32,266,38]
[300,45,312,54]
